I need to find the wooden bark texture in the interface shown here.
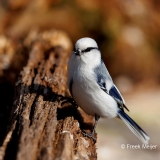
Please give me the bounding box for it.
[0,30,97,160]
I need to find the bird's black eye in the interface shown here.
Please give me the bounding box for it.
[82,47,99,53]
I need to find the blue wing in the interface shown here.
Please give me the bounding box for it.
[109,85,129,111]
[109,85,124,104]
[94,59,129,111]
[102,83,129,111]
[94,59,113,90]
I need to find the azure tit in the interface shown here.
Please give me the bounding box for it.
[67,37,150,144]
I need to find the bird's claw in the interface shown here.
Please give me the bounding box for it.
[82,129,96,143]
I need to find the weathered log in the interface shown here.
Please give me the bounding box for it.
[0,30,97,160]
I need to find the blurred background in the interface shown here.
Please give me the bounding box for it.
[0,0,160,159]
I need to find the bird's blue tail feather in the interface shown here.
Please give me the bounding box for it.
[118,109,150,144]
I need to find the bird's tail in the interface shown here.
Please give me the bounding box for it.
[118,109,150,144]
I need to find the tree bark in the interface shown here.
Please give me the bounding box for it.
[0,30,97,160]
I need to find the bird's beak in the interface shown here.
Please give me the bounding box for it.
[74,49,81,56]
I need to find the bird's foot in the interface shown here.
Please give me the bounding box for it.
[82,129,96,143]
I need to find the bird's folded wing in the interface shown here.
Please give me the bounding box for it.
[109,85,129,111]
[94,59,129,112]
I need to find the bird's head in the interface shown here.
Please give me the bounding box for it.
[72,37,101,65]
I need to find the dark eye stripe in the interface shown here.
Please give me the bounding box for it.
[82,47,99,53]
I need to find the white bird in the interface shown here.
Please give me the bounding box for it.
[67,37,150,144]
